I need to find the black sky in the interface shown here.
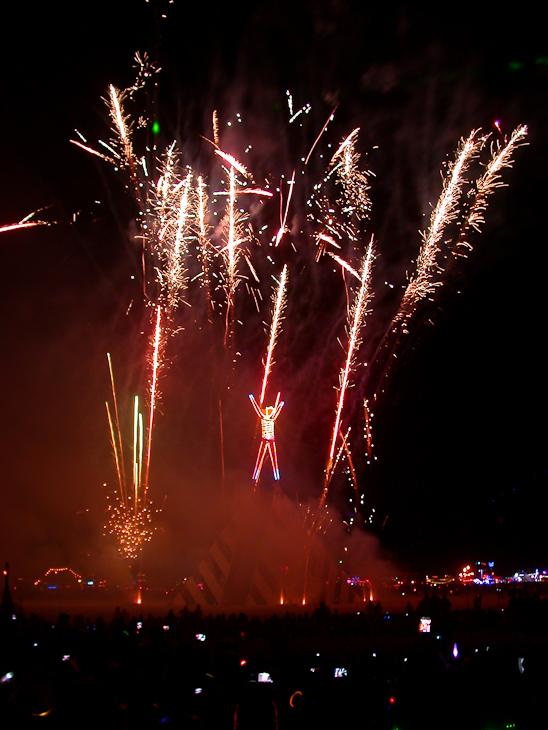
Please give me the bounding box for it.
[0,2,546,584]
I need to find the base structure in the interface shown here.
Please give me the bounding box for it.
[176,491,364,609]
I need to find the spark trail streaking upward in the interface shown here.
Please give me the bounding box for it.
[319,240,375,514]
[450,125,528,264]
[260,265,288,406]
[397,130,482,313]
[144,305,163,504]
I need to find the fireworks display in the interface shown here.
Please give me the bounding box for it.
[72,53,528,560]
[3,3,540,585]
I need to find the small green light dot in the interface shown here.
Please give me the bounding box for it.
[152,120,160,134]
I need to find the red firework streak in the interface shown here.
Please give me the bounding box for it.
[144,305,162,505]
[319,241,374,513]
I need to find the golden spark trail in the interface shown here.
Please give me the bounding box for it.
[105,378,157,560]
[223,165,240,348]
[215,149,250,178]
[260,265,288,406]
[330,128,359,166]
[399,130,482,312]
[227,166,237,284]
[106,353,127,503]
[106,402,124,503]
[240,188,274,197]
[327,252,361,281]
[133,395,140,512]
[138,410,144,512]
[370,131,483,400]
[197,175,214,323]
[109,84,133,164]
[212,110,220,147]
[108,84,141,201]
[144,305,162,504]
[371,127,525,403]
[0,221,46,234]
[452,125,528,259]
[320,239,374,511]
[69,138,114,163]
[0,208,52,235]
[168,173,192,307]
[329,128,371,221]
[316,232,341,261]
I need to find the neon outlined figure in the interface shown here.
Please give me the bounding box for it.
[249,392,284,485]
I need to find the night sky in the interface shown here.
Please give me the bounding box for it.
[0,2,546,586]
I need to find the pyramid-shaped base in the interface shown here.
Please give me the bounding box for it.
[177,491,364,609]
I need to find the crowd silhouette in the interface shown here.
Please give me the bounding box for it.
[1,580,548,728]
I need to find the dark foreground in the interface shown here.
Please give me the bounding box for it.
[1,590,547,729]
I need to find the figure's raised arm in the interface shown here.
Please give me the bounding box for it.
[249,394,263,419]
[272,400,284,421]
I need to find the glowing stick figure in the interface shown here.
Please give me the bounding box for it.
[249,393,284,484]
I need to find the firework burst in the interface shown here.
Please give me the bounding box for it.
[105,359,158,560]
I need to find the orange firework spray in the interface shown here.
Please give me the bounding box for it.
[260,265,288,406]
[320,240,374,511]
